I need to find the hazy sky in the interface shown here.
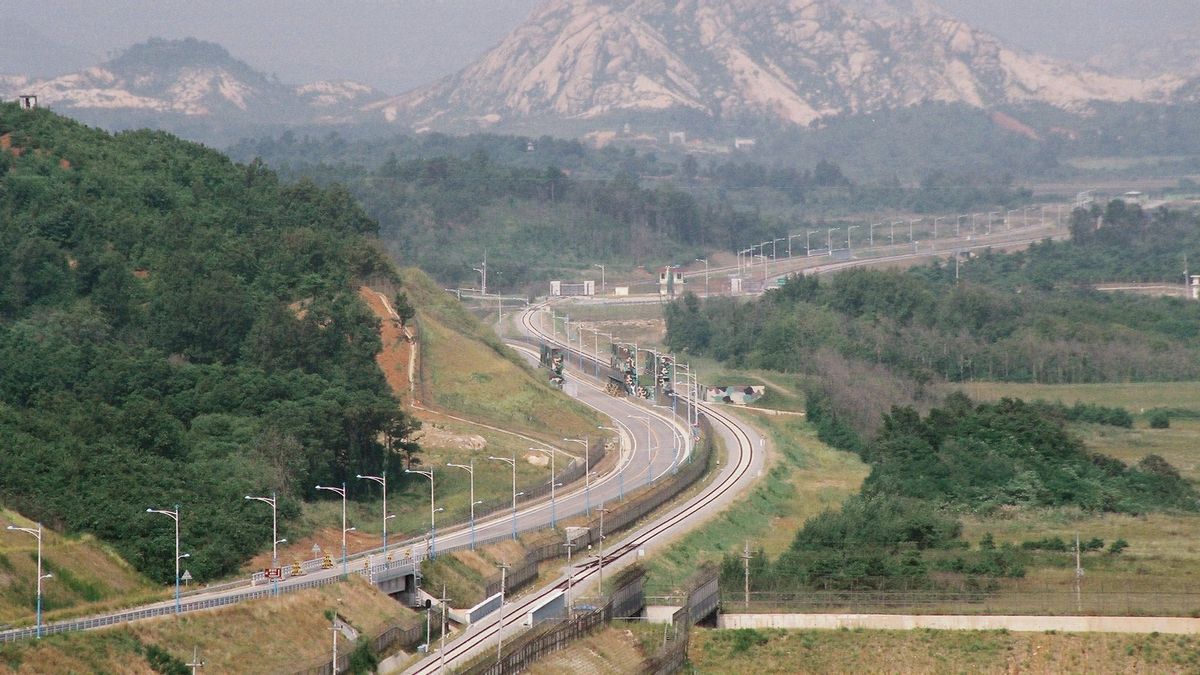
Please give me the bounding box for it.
[6,0,1200,92]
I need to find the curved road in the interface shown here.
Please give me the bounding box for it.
[0,303,755,653]
[400,304,766,673]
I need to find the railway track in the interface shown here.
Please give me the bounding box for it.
[403,305,763,673]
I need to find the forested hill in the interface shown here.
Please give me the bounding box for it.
[0,103,415,583]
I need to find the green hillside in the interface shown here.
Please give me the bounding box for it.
[0,103,418,584]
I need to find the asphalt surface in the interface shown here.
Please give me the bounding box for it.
[399,305,767,674]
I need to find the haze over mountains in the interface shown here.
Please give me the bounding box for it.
[4,0,1199,141]
[374,0,1186,130]
[0,38,378,132]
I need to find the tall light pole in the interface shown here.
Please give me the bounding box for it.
[531,448,559,528]
[355,473,388,556]
[7,523,49,637]
[563,437,590,514]
[934,217,944,241]
[146,506,182,613]
[847,225,860,251]
[244,493,278,568]
[891,221,899,245]
[488,454,521,540]
[447,460,480,549]
[473,251,487,295]
[244,492,279,594]
[593,264,605,295]
[314,484,348,575]
[404,469,437,558]
[828,228,839,253]
[695,258,709,297]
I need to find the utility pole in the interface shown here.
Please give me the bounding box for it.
[331,611,339,675]
[741,541,754,609]
[496,562,510,664]
[593,264,605,294]
[695,258,709,297]
[186,646,204,674]
[439,583,450,673]
[564,535,577,609]
[596,504,611,593]
[1074,533,1083,613]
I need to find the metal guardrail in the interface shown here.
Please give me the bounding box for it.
[0,576,339,643]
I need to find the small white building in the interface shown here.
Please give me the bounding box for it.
[733,137,757,150]
[1191,275,1199,301]
[18,95,37,110]
[668,131,687,145]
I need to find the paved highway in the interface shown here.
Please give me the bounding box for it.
[399,304,766,673]
[0,303,702,646]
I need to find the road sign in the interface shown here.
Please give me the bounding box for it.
[263,567,283,579]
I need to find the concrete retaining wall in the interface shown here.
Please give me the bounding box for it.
[718,613,1200,634]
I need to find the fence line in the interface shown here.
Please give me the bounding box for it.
[722,590,1200,617]
[291,607,445,675]
[459,565,647,675]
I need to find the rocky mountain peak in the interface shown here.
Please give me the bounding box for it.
[371,0,1182,131]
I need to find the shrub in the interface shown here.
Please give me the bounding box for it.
[1148,410,1171,429]
[1109,538,1130,555]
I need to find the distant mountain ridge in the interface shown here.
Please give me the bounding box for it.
[0,38,379,125]
[370,0,1187,131]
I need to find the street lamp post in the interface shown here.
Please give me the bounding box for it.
[7,523,49,637]
[593,264,605,295]
[244,492,279,594]
[355,473,388,556]
[847,225,860,251]
[695,258,709,297]
[404,469,437,558]
[146,506,182,613]
[488,454,520,540]
[314,484,348,575]
[446,461,479,549]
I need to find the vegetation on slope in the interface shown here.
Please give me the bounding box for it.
[232,130,1035,287]
[0,103,418,584]
[0,576,413,674]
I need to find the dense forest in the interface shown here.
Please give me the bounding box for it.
[230,130,1033,287]
[0,104,418,583]
[727,394,1196,591]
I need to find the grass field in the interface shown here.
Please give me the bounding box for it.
[0,509,159,629]
[688,627,1200,674]
[0,576,415,674]
[644,411,867,592]
[953,381,1200,413]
